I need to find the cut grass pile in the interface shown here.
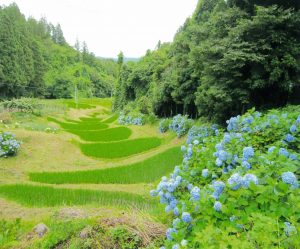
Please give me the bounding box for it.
[48,117,108,130]
[0,184,155,210]
[29,146,182,184]
[67,127,132,142]
[80,137,162,159]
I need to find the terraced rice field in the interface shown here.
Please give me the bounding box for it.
[0,98,182,219]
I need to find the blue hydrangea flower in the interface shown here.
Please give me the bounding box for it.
[216,158,223,167]
[181,145,186,151]
[268,146,276,153]
[243,147,254,160]
[181,240,188,246]
[282,172,298,188]
[279,148,289,157]
[228,173,243,190]
[224,133,231,143]
[166,228,177,240]
[242,174,259,188]
[290,125,297,133]
[213,201,222,212]
[172,244,180,249]
[150,190,157,197]
[284,222,297,237]
[242,160,251,170]
[202,169,209,178]
[193,139,199,145]
[173,207,180,216]
[289,154,298,161]
[190,186,200,201]
[285,134,295,143]
[212,181,225,199]
[182,212,192,223]
[229,215,236,222]
[218,150,228,161]
[172,218,181,228]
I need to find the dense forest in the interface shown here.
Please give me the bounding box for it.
[0,3,118,100]
[114,0,300,122]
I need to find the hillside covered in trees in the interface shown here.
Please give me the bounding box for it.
[114,0,300,122]
[0,3,118,100]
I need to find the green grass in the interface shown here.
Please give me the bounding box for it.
[80,137,162,159]
[29,146,182,184]
[48,117,108,130]
[0,184,155,210]
[67,127,132,142]
[62,100,96,109]
[102,114,118,124]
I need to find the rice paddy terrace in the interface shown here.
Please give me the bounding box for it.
[0,99,183,221]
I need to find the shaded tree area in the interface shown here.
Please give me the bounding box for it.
[0,3,118,100]
[114,0,300,122]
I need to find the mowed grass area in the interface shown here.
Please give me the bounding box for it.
[29,146,182,184]
[0,185,156,210]
[47,117,108,130]
[67,127,132,142]
[80,137,162,159]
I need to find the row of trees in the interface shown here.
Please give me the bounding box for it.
[114,0,300,122]
[0,3,118,100]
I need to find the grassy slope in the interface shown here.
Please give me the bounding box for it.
[29,146,182,184]
[0,98,182,221]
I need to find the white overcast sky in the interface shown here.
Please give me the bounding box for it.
[0,0,198,58]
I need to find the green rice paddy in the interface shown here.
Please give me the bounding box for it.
[29,146,182,184]
[0,185,155,210]
[67,127,132,142]
[80,137,162,159]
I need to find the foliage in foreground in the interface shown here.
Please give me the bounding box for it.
[0,131,21,157]
[151,106,300,248]
[80,137,162,159]
[29,146,182,184]
[0,216,164,249]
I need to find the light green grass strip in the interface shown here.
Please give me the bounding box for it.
[29,146,182,184]
[48,117,108,130]
[80,137,162,159]
[102,114,118,124]
[67,127,132,142]
[0,184,155,210]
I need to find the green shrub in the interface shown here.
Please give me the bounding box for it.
[0,131,21,157]
[151,107,300,248]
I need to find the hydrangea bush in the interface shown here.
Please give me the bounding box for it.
[0,131,21,157]
[169,115,193,138]
[159,119,171,133]
[151,107,300,248]
[118,112,145,126]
